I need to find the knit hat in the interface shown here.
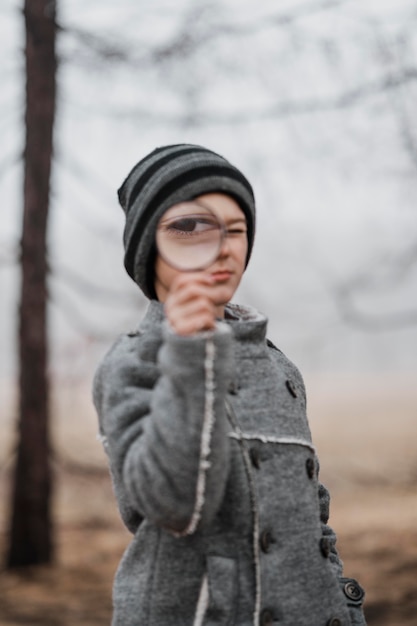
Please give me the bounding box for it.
[118,143,256,299]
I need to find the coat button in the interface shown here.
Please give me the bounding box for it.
[344,580,364,602]
[305,457,315,479]
[320,536,331,558]
[260,530,274,553]
[260,609,274,625]
[285,379,298,398]
[250,447,260,469]
[326,619,342,626]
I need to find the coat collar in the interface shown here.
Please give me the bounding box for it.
[140,300,268,347]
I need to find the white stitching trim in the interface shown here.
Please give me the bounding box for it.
[242,443,261,625]
[181,338,216,536]
[193,573,209,626]
[228,432,316,454]
[225,401,261,626]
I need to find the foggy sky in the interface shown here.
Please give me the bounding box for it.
[1,0,417,380]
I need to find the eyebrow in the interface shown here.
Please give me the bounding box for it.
[224,217,247,226]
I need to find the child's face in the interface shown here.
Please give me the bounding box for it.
[154,193,248,309]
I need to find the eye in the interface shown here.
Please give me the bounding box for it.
[169,217,198,233]
[165,215,219,237]
[226,227,247,235]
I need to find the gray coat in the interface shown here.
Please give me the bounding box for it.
[93,301,367,626]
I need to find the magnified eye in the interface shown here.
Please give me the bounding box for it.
[156,203,224,271]
[170,217,199,233]
[165,215,219,236]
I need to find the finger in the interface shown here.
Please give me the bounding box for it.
[167,272,233,305]
[169,312,216,336]
[166,279,216,309]
[167,303,216,335]
[166,295,213,322]
[168,273,214,298]
[166,295,216,332]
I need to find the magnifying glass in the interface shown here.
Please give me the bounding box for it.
[156,202,225,271]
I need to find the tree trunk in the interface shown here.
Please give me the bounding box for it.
[7,0,57,568]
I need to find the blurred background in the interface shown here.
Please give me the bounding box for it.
[0,0,416,624]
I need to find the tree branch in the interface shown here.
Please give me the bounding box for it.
[47,286,141,342]
[333,285,417,331]
[57,0,353,67]
[65,65,417,126]
[48,261,139,306]
[332,243,417,331]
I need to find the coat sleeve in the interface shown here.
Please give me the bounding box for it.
[93,322,234,536]
[318,482,367,625]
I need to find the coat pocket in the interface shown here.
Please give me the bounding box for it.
[195,555,238,626]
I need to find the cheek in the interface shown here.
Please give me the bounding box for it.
[236,238,249,269]
[154,256,181,300]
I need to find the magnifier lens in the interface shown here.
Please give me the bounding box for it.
[156,203,223,271]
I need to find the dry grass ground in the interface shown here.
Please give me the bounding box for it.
[0,373,416,625]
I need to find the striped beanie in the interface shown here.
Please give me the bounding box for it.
[118,144,256,299]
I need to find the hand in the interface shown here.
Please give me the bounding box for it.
[164,273,229,336]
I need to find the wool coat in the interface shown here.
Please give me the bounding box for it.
[93,301,367,626]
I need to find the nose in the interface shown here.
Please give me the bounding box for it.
[217,233,231,259]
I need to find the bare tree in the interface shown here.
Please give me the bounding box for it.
[7,0,57,567]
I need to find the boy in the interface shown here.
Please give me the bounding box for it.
[93,144,367,625]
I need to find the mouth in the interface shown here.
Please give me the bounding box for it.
[211,270,232,282]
